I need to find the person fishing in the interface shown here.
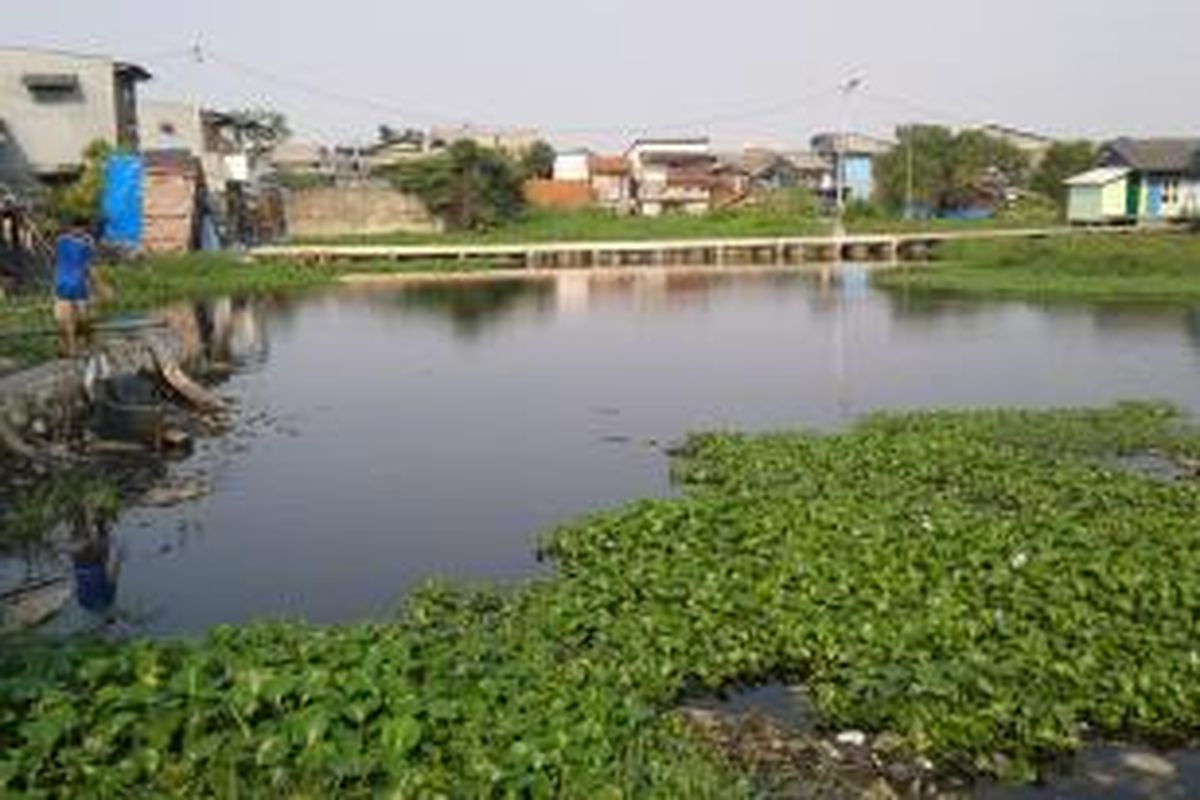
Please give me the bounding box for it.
[53,216,96,358]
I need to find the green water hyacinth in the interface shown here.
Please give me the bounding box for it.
[4,402,1200,795]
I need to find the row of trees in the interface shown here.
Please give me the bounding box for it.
[874,126,1095,216]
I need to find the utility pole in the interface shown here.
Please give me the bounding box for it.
[834,76,864,237]
[904,125,915,220]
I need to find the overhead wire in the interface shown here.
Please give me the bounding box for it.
[152,43,852,141]
[138,43,996,145]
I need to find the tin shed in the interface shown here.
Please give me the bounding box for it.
[1065,167,1129,224]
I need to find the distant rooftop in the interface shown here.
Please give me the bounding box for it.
[977,123,1055,143]
[589,155,630,175]
[810,132,894,156]
[628,137,710,149]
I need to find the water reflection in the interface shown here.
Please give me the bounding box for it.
[377,279,556,339]
[160,297,271,369]
[68,504,118,621]
[4,266,1200,636]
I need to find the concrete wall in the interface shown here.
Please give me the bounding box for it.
[139,101,238,190]
[1068,181,1129,223]
[1067,185,1103,223]
[139,101,204,154]
[0,49,123,176]
[284,184,440,239]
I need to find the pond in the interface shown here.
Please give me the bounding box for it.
[7,265,1200,636]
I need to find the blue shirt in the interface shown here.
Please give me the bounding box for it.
[73,557,117,613]
[55,234,93,301]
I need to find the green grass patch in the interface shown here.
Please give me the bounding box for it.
[0,255,499,369]
[303,206,833,246]
[4,402,1200,794]
[299,204,1061,247]
[876,233,1200,301]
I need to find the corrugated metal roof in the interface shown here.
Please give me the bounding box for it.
[1064,167,1128,186]
[1102,138,1200,173]
[810,132,894,156]
[783,151,832,172]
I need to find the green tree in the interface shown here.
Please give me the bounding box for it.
[520,140,556,180]
[226,108,291,156]
[1031,140,1096,211]
[48,139,113,228]
[875,125,954,214]
[388,140,525,231]
[876,126,1030,214]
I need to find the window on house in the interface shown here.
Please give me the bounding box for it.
[22,73,82,103]
[1164,179,1179,205]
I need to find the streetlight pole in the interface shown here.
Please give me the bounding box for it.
[834,76,864,238]
[904,125,915,220]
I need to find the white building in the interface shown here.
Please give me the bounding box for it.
[0,46,150,186]
[553,150,591,182]
[625,138,714,216]
[139,101,252,191]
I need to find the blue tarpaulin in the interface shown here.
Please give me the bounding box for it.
[101,155,143,247]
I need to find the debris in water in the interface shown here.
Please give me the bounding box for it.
[1119,751,1177,779]
[837,730,868,748]
[1,577,71,634]
[140,477,210,509]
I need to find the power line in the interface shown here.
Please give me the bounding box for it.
[201,46,458,125]
[860,90,991,130]
[139,42,993,145]
[179,43,848,140]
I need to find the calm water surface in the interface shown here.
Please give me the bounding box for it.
[17,266,1200,634]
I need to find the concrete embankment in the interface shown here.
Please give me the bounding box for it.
[0,324,223,459]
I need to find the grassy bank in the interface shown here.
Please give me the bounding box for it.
[306,206,832,246]
[4,402,1200,795]
[0,256,344,368]
[0,255,491,369]
[876,233,1200,301]
[300,205,1061,247]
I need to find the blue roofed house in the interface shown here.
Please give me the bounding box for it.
[1068,137,1200,223]
[810,132,893,205]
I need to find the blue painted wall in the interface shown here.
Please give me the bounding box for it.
[841,155,874,202]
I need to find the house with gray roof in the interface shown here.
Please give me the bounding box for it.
[1086,137,1200,221]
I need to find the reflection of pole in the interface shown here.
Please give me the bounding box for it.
[833,280,850,422]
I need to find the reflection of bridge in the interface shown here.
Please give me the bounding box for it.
[252,226,1146,269]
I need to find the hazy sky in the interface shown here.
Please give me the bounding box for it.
[6,1,1198,150]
